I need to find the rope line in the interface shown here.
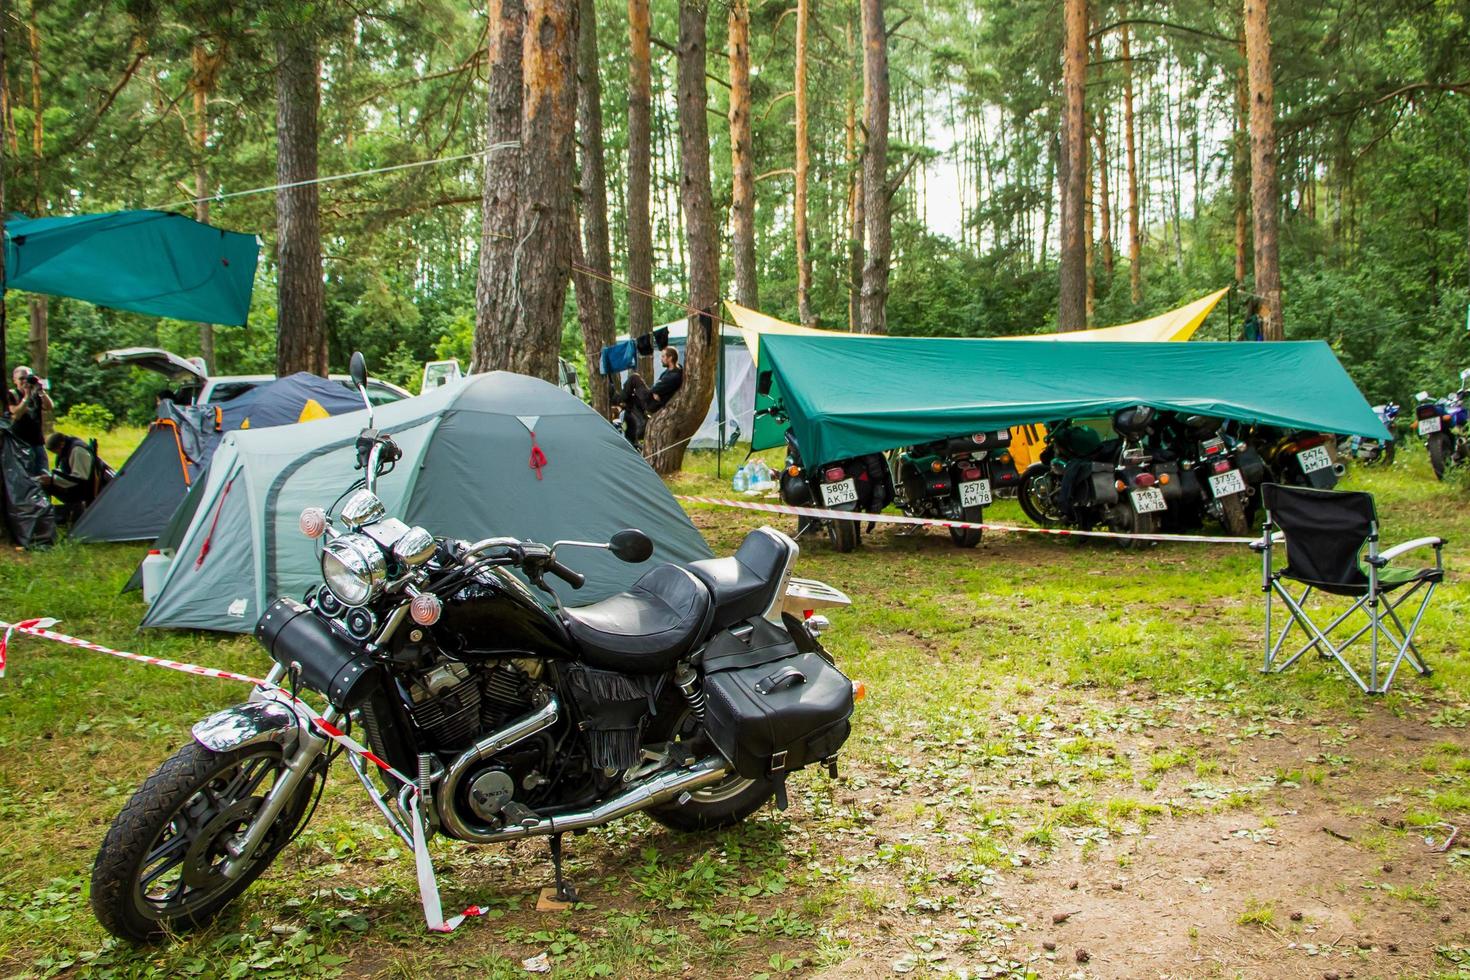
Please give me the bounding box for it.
[144,142,520,212]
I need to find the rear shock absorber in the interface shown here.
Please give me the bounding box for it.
[673,662,706,722]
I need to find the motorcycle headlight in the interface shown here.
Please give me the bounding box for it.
[320,533,387,607]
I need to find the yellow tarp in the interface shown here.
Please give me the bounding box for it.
[726,289,1228,466]
[726,287,1225,350]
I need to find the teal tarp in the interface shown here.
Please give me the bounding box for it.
[3,211,258,324]
[759,334,1388,465]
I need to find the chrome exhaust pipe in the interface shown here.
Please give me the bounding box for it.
[437,697,560,841]
[444,755,731,844]
[1332,462,1347,477]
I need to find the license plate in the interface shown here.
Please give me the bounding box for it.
[1297,445,1332,472]
[1130,487,1166,513]
[820,478,858,507]
[1419,416,1442,435]
[1208,469,1247,497]
[958,479,992,507]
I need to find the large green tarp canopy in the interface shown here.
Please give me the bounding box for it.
[757,333,1387,464]
[3,210,258,325]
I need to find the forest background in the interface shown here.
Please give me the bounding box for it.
[2,0,1468,462]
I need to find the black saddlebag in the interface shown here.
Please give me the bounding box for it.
[701,617,854,781]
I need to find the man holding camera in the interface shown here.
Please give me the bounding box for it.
[6,365,54,477]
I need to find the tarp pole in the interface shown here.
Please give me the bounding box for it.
[716,323,727,478]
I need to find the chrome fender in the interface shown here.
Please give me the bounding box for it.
[192,698,303,753]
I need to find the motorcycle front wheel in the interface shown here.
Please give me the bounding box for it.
[1017,464,1063,527]
[647,708,775,832]
[92,741,319,943]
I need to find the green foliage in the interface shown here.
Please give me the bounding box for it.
[54,403,116,432]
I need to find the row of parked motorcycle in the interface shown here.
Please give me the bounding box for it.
[1340,370,1470,479]
[766,370,1470,551]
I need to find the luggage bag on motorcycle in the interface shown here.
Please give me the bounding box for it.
[701,617,854,780]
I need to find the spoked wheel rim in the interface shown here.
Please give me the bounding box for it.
[1021,471,1065,525]
[669,709,756,804]
[131,748,290,923]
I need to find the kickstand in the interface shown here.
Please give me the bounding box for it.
[548,833,578,904]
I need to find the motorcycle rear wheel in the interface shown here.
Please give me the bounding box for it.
[647,709,775,832]
[1110,506,1158,549]
[948,505,983,548]
[91,742,317,943]
[827,517,860,552]
[1429,434,1448,480]
[1218,493,1249,537]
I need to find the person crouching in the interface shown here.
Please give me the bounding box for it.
[41,431,107,523]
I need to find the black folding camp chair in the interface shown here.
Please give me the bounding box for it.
[1253,484,1444,694]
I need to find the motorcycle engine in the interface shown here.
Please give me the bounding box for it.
[398,658,540,751]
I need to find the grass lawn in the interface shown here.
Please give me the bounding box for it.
[2,435,1469,978]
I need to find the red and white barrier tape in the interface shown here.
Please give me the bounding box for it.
[676,495,1259,545]
[0,618,490,934]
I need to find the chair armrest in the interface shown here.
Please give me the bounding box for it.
[1368,536,1446,566]
[1248,531,1284,553]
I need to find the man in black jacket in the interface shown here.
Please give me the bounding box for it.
[5,365,54,477]
[617,347,684,446]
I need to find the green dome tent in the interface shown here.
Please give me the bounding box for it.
[141,371,713,633]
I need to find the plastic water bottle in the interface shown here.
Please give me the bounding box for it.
[733,464,749,493]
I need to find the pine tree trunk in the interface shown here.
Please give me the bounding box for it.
[728,0,757,308]
[1084,110,1095,326]
[192,42,219,371]
[846,16,864,332]
[25,3,45,377]
[1057,0,1087,331]
[1245,0,1283,340]
[794,0,814,325]
[858,0,889,335]
[1121,23,1142,304]
[274,30,326,377]
[471,0,525,373]
[1093,35,1114,280]
[508,0,580,382]
[27,296,46,377]
[626,0,654,374]
[1233,58,1248,285]
[574,0,615,415]
[645,0,718,475]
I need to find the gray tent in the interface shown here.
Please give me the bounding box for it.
[71,401,221,543]
[142,371,713,632]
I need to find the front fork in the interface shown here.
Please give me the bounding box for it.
[213,663,338,880]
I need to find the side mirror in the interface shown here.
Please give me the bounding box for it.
[608,528,653,564]
[756,369,773,396]
[349,351,369,390]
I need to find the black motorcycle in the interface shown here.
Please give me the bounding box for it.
[1250,425,1342,490]
[890,431,1019,548]
[1161,414,1267,536]
[1017,407,1182,547]
[90,353,858,942]
[776,424,892,553]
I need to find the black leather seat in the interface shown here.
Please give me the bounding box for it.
[564,564,712,673]
[687,527,795,633]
